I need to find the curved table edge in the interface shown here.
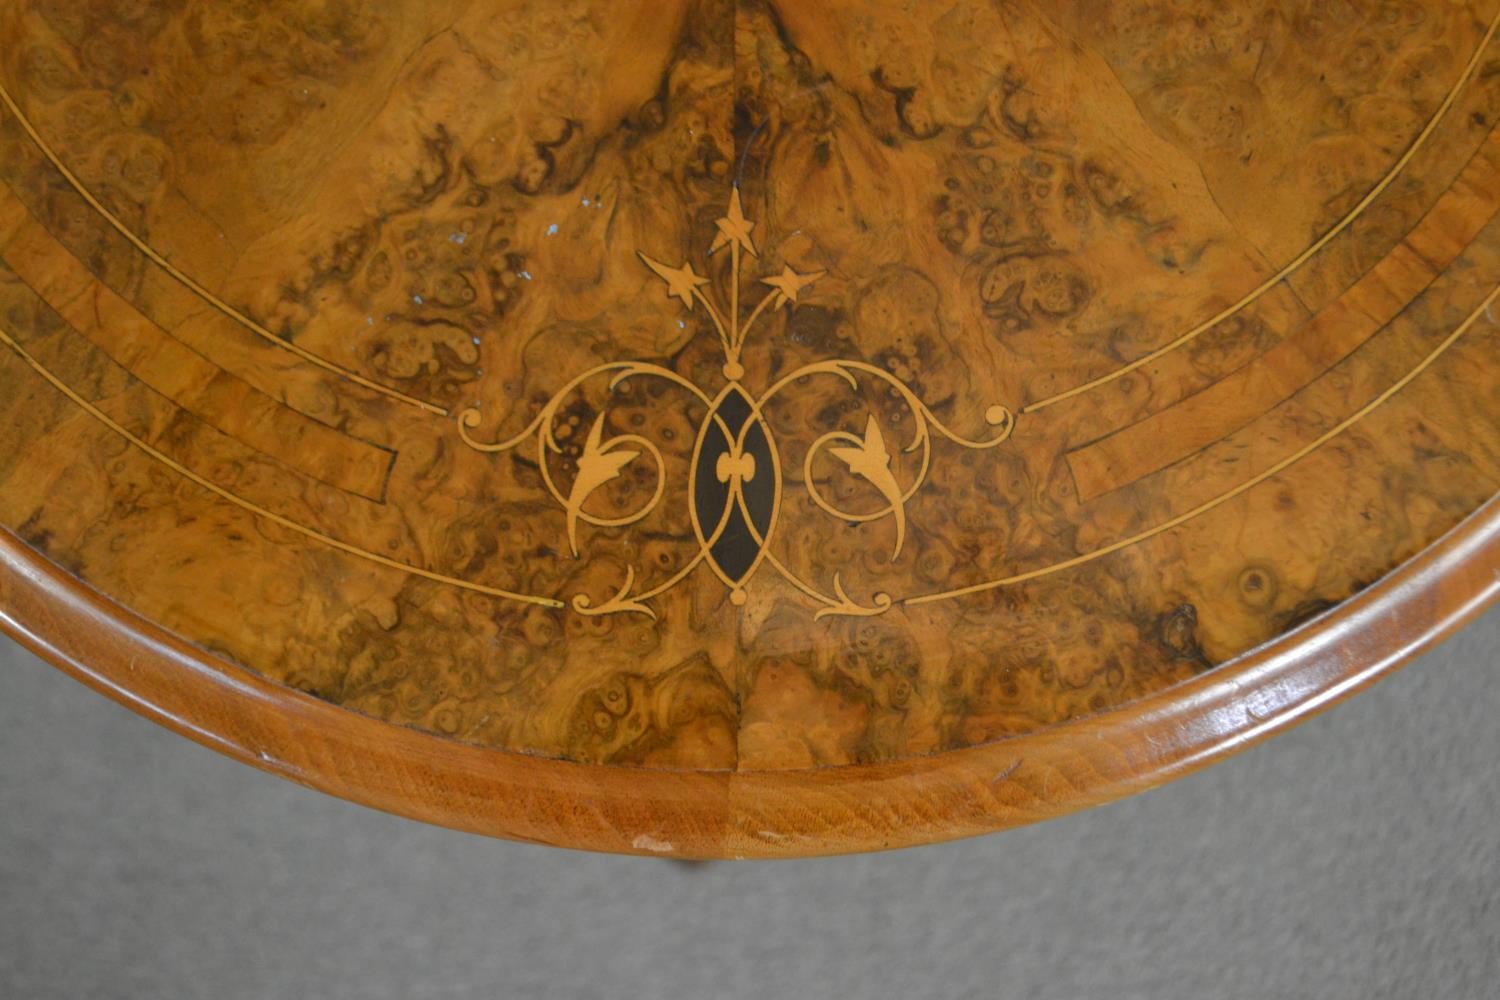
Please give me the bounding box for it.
[2,494,1497,859]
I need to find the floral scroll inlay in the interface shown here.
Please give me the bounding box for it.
[458,191,1015,618]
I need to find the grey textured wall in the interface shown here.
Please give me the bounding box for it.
[1,609,1497,1000]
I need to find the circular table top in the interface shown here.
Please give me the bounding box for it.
[1,1,1498,857]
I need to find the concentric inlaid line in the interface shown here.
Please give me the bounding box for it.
[0,81,449,417]
[1020,9,1500,415]
[906,282,1500,605]
[0,323,557,608]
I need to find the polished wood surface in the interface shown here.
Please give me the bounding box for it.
[0,1,1497,855]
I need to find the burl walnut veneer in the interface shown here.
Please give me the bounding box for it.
[1,0,1497,857]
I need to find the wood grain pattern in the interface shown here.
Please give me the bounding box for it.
[4,499,1495,857]
[0,0,1497,854]
[1068,132,1500,499]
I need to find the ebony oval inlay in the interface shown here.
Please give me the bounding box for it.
[691,384,779,598]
